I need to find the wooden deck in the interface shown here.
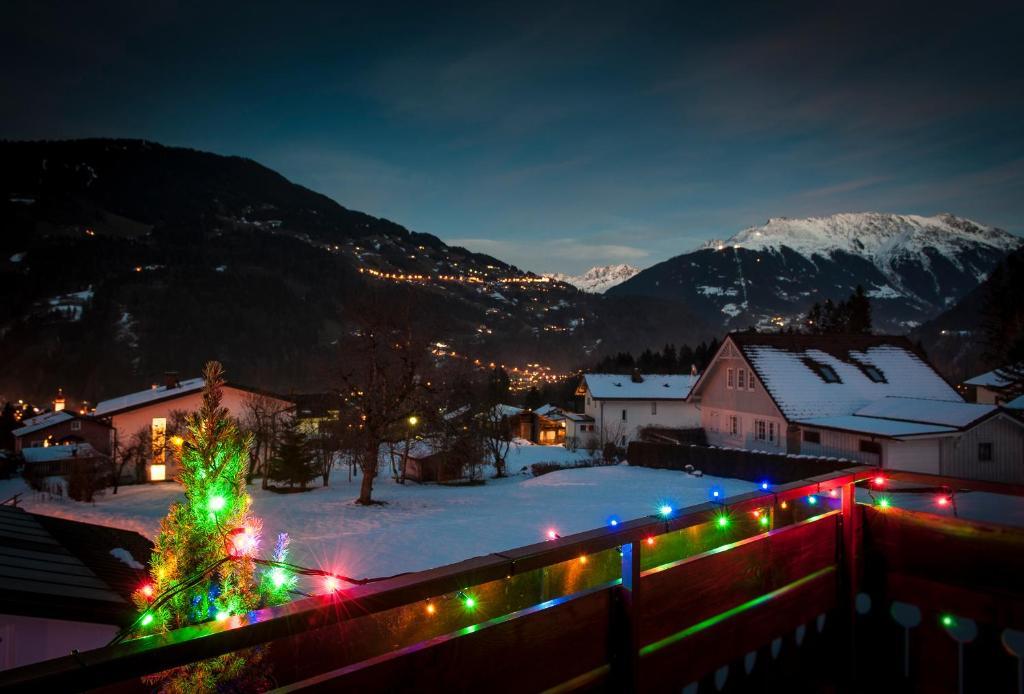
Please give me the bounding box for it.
[2,466,1023,693]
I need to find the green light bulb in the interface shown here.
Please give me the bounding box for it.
[759,514,770,527]
[141,613,154,626]
[717,515,729,528]
[208,495,226,513]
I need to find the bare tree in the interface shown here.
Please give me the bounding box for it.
[110,426,149,493]
[481,405,513,478]
[335,290,432,504]
[241,393,291,488]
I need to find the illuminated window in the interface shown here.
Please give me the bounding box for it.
[149,464,167,482]
[151,417,167,466]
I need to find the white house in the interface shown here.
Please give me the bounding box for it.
[94,374,293,482]
[574,372,700,447]
[690,333,1024,483]
[963,367,1020,405]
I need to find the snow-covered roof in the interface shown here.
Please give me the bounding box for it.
[582,374,698,400]
[534,404,560,416]
[963,367,1017,388]
[562,412,594,422]
[854,397,996,429]
[1005,394,1024,410]
[22,443,99,462]
[797,415,957,438]
[94,377,206,416]
[730,334,960,421]
[12,411,74,437]
[493,404,524,417]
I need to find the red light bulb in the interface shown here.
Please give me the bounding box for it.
[141,583,155,598]
[324,576,341,592]
[873,476,885,487]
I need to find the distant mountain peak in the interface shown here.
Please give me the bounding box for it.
[546,264,641,293]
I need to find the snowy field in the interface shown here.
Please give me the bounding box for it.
[0,444,760,581]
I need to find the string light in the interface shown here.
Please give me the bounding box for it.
[659,504,674,517]
[578,555,588,564]
[716,514,730,528]
[646,536,655,546]
[323,576,341,592]
[937,495,950,507]
[426,602,436,616]
[141,613,154,626]
[608,517,619,527]
[458,592,476,609]
[215,611,229,622]
[760,481,770,491]
[877,497,890,509]
[208,495,226,513]
[759,514,770,528]
[141,583,155,598]
[829,489,838,498]
[873,476,885,487]
[807,495,818,505]
[780,501,788,510]
[546,529,560,540]
[941,614,956,628]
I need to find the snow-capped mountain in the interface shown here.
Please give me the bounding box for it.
[547,264,641,293]
[610,212,1021,332]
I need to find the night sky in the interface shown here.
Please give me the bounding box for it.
[4,1,1023,274]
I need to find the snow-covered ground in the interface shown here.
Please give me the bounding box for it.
[0,444,759,581]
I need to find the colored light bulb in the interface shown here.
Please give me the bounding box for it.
[807,495,817,505]
[759,514,770,527]
[609,518,618,527]
[760,481,769,490]
[579,555,588,564]
[937,496,949,507]
[873,476,885,487]
[646,536,655,546]
[546,529,558,540]
[270,568,287,588]
[141,583,155,598]
[659,505,673,517]
[208,495,226,513]
[141,613,154,626]
[716,515,729,528]
[426,602,436,615]
[877,497,890,509]
[780,501,788,509]
[324,576,341,592]
[941,614,955,628]
[215,611,229,621]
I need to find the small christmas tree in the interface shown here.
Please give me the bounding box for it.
[129,362,293,691]
[268,416,318,489]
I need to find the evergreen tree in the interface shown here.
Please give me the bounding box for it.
[981,248,1024,397]
[268,417,317,489]
[129,362,292,691]
[846,285,872,334]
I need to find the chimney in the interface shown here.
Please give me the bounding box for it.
[164,371,180,389]
[690,363,698,376]
[631,369,644,384]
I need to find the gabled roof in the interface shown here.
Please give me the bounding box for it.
[724,333,960,421]
[12,410,110,437]
[94,377,292,417]
[94,377,205,416]
[854,396,996,429]
[533,404,560,416]
[12,411,74,437]
[1006,394,1024,410]
[963,367,1017,388]
[0,506,151,625]
[581,373,698,400]
[562,412,594,422]
[23,443,101,462]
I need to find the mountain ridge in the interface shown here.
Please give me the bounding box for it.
[544,264,641,293]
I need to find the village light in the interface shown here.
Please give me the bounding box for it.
[408,415,418,426]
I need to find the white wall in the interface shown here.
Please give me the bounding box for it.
[584,397,698,445]
[885,438,942,474]
[0,613,117,671]
[702,408,786,452]
[940,415,1024,483]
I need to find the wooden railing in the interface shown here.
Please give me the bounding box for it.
[2,466,1023,693]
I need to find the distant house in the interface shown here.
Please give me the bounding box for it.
[293,392,342,434]
[94,373,293,483]
[575,372,700,447]
[690,333,1024,483]
[563,412,595,450]
[0,505,152,670]
[12,411,112,456]
[532,404,567,445]
[963,367,1020,405]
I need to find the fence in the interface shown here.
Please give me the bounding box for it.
[2,467,1023,692]
[627,440,853,483]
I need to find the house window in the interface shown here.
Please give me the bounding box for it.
[862,365,886,383]
[621,409,627,422]
[803,430,821,444]
[814,364,841,383]
[70,420,82,431]
[726,368,734,389]
[755,420,767,440]
[768,421,776,442]
[738,368,746,389]
[586,396,591,407]
[729,416,740,436]
[978,442,993,462]
[859,440,882,455]
[749,375,756,391]
[151,417,167,467]
[651,402,657,415]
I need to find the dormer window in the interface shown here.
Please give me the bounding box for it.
[801,358,842,384]
[862,365,886,383]
[817,365,841,383]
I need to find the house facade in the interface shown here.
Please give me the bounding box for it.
[963,367,1019,405]
[575,373,700,447]
[12,411,112,456]
[690,334,1024,483]
[94,375,293,482]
